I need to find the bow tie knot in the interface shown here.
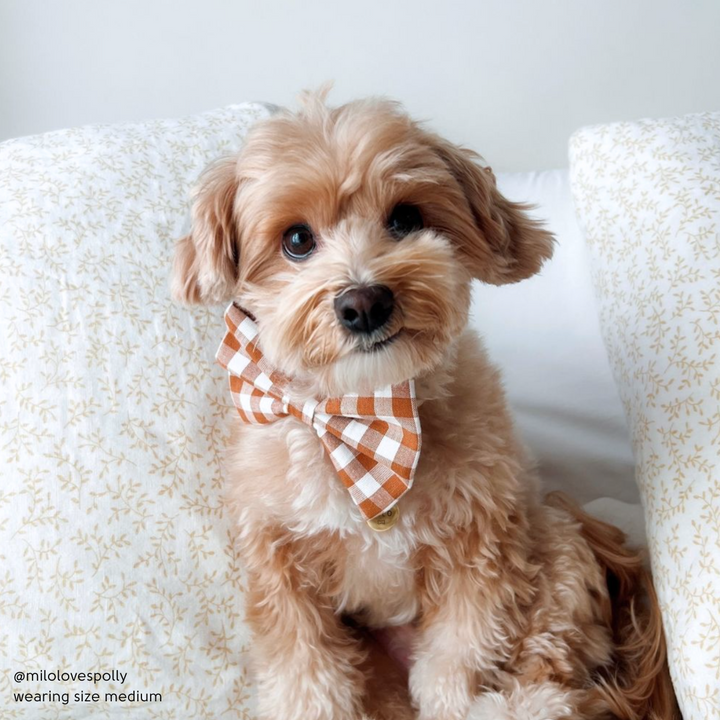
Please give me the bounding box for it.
[294,397,319,426]
[216,303,422,522]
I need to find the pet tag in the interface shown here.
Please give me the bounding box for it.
[367,505,400,532]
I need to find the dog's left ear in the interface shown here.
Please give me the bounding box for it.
[432,137,554,285]
[171,157,241,304]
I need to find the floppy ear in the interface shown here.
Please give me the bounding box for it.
[432,138,554,285]
[171,157,240,304]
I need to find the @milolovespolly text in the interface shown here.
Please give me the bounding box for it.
[14,670,128,684]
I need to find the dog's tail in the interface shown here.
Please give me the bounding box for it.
[546,493,681,720]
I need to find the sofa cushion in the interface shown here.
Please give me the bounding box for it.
[570,112,720,719]
[0,103,271,719]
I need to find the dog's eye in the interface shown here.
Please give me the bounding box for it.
[282,224,316,261]
[387,204,423,239]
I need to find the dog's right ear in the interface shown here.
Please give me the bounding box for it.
[430,136,554,285]
[172,157,240,304]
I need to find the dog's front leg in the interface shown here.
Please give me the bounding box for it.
[242,526,367,720]
[410,626,475,720]
[410,561,521,720]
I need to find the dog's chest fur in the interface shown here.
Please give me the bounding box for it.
[228,332,515,627]
[284,422,423,627]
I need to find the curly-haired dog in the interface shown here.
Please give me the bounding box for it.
[172,93,679,720]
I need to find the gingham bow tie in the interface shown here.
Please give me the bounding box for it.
[215,303,421,522]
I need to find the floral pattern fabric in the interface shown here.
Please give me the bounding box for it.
[570,112,720,719]
[0,103,272,719]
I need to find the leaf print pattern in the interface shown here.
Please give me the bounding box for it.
[570,112,720,719]
[0,103,272,718]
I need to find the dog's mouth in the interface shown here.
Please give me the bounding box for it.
[361,329,403,353]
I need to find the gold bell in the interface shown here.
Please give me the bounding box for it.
[367,505,400,532]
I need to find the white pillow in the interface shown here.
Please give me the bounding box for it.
[0,104,271,719]
[570,112,720,719]
[471,170,638,507]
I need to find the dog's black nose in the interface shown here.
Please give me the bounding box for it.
[334,285,394,335]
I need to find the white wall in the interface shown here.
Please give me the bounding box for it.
[2,0,719,171]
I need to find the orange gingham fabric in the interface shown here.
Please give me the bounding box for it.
[215,303,421,521]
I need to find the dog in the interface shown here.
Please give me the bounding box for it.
[172,91,679,720]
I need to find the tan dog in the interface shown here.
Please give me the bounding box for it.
[172,93,679,720]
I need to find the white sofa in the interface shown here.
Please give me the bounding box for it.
[4,103,716,719]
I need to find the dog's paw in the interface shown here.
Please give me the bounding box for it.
[467,681,574,720]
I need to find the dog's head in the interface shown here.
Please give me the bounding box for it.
[173,94,553,395]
